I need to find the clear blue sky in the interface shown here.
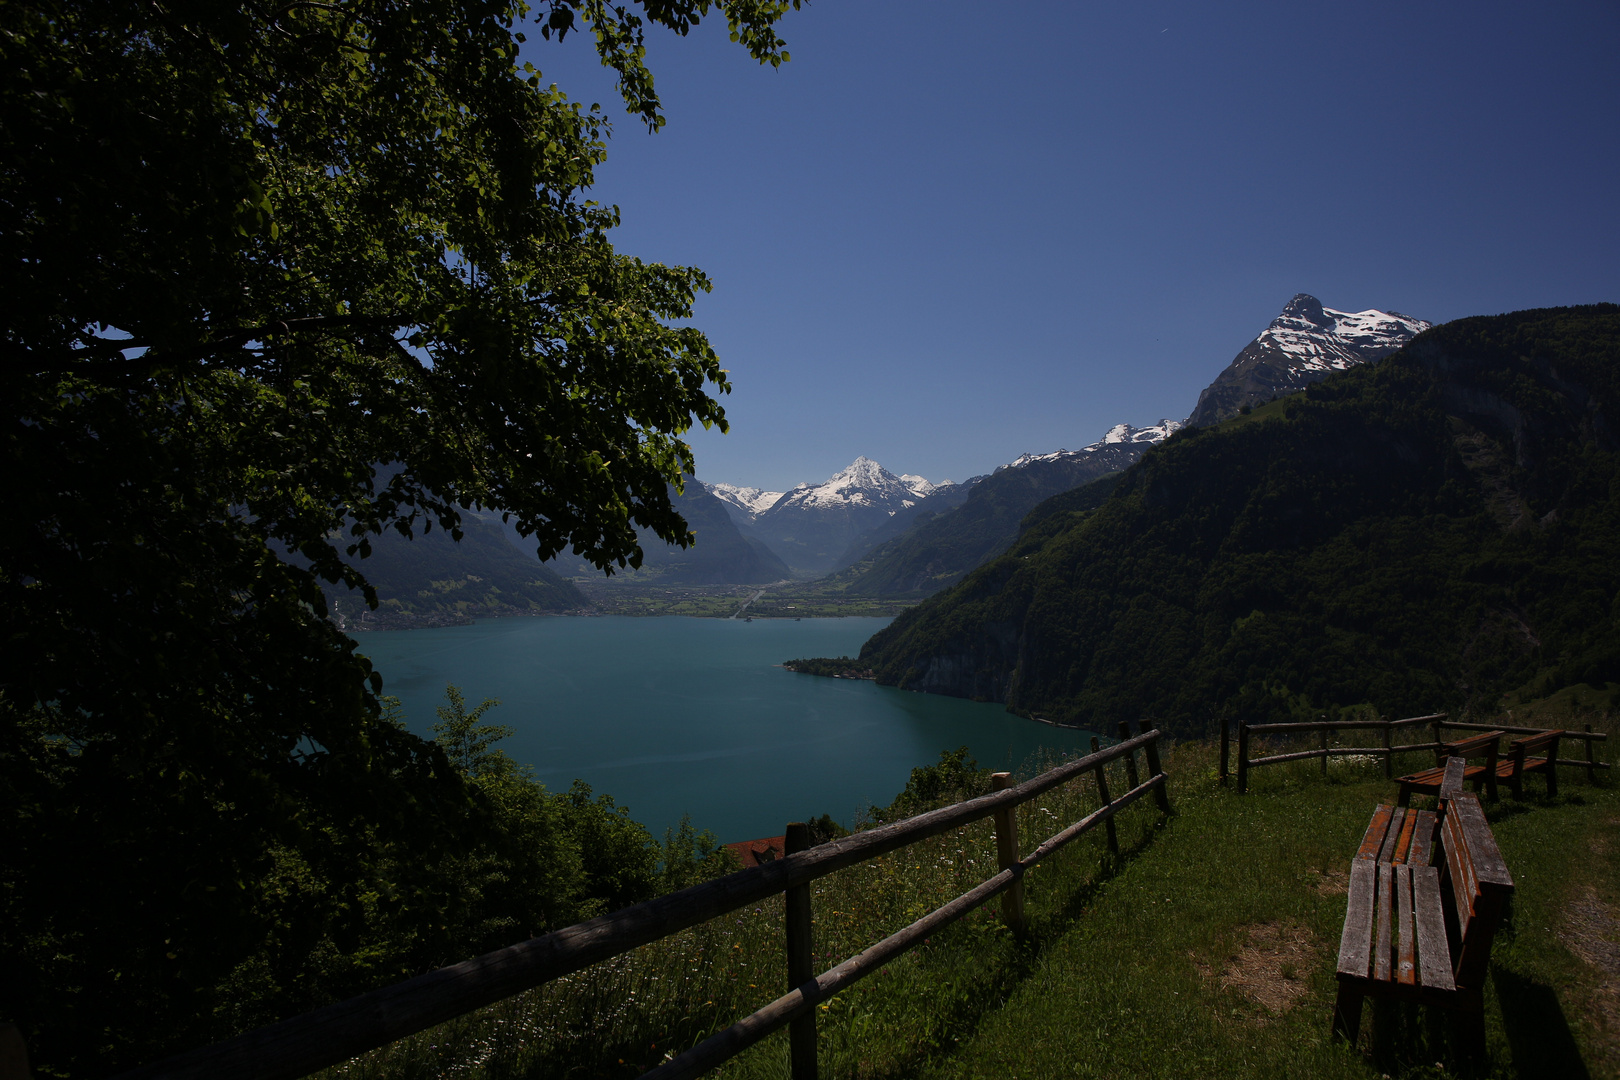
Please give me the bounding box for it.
[526,1,1620,492]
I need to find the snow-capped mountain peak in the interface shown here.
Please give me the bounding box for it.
[1255,293,1431,376]
[781,457,941,512]
[899,473,938,498]
[1186,294,1431,427]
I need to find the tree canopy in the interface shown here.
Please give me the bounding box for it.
[1,1,795,1072]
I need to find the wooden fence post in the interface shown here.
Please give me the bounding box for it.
[1382,717,1392,779]
[1219,716,1230,787]
[1320,720,1329,776]
[1118,721,1140,790]
[1588,724,1597,783]
[1237,723,1250,795]
[990,773,1026,934]
[783,822,816,1080]
[1090,736,1119,855]
[1141,720,1172,813]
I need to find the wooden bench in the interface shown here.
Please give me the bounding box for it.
[1494,729,1562,799]
[1333,770,1513,1060]
[1397,730,1503,806]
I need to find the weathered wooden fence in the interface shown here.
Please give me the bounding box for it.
[1220,713,1608,794]
[117,724,1172,1080]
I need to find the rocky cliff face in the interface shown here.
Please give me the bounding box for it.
[1186,294,1430,427]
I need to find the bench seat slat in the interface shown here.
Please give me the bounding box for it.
[1407,810,1438,867]
[1400,763,1488,787]
[1374,862,1394,983]
[1356,805,1394,861]
[1337,859,1377,978]
[1396,865,1417,985]
[1393,811,1417,864]
[1412,865,1454,991]
[1379,807,1409,863]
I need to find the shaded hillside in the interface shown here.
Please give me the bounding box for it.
[545,480,790,584]
[333,511,587,628]
[855,305,1620,734]
[831,478,978,569]
[831,448,1141,597]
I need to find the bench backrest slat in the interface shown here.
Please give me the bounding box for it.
[1443,806,1476,928]
[1509,730,1561,757]
[1443,731,1502,757]
[1439,793,1513,988]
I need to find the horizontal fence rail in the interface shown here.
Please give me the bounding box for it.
[1221,714,1608,794]
[647,763,1167,1080]
[119,725,1172,1080]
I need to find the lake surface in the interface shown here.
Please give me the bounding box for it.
[356,615,1095,844]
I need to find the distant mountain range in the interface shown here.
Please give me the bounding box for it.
[326,292,1437,618]
[730,458,950,577]
[823,421,1179,596]
[687,294,1429,591]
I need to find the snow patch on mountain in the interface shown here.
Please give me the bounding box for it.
[1184,294,1431,428]
[1253,294,1431,374]
[772,456,942,515]
[705,483,784,518]
[1000,419,1183,471]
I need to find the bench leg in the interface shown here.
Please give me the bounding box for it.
[1332,984,1365,1044]
[1547,760,1558,799]
[1397,784,1412,809]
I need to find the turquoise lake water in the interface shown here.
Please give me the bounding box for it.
[355,615,1095,844]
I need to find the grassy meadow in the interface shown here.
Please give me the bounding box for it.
[318,707,1620,1080]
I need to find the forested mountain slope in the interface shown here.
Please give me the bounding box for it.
[856,305,1620,734]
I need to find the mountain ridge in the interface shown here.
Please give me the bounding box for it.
[849,304,1620,734]
[1186,293,1430,426]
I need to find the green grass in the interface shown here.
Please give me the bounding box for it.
[319,727,1620,1080]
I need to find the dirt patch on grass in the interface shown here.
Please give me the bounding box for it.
[1565,885,1620,1064]
[1308,867,1349,896]
[1565,889,1620,974]
[1195,922,1322,1020]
